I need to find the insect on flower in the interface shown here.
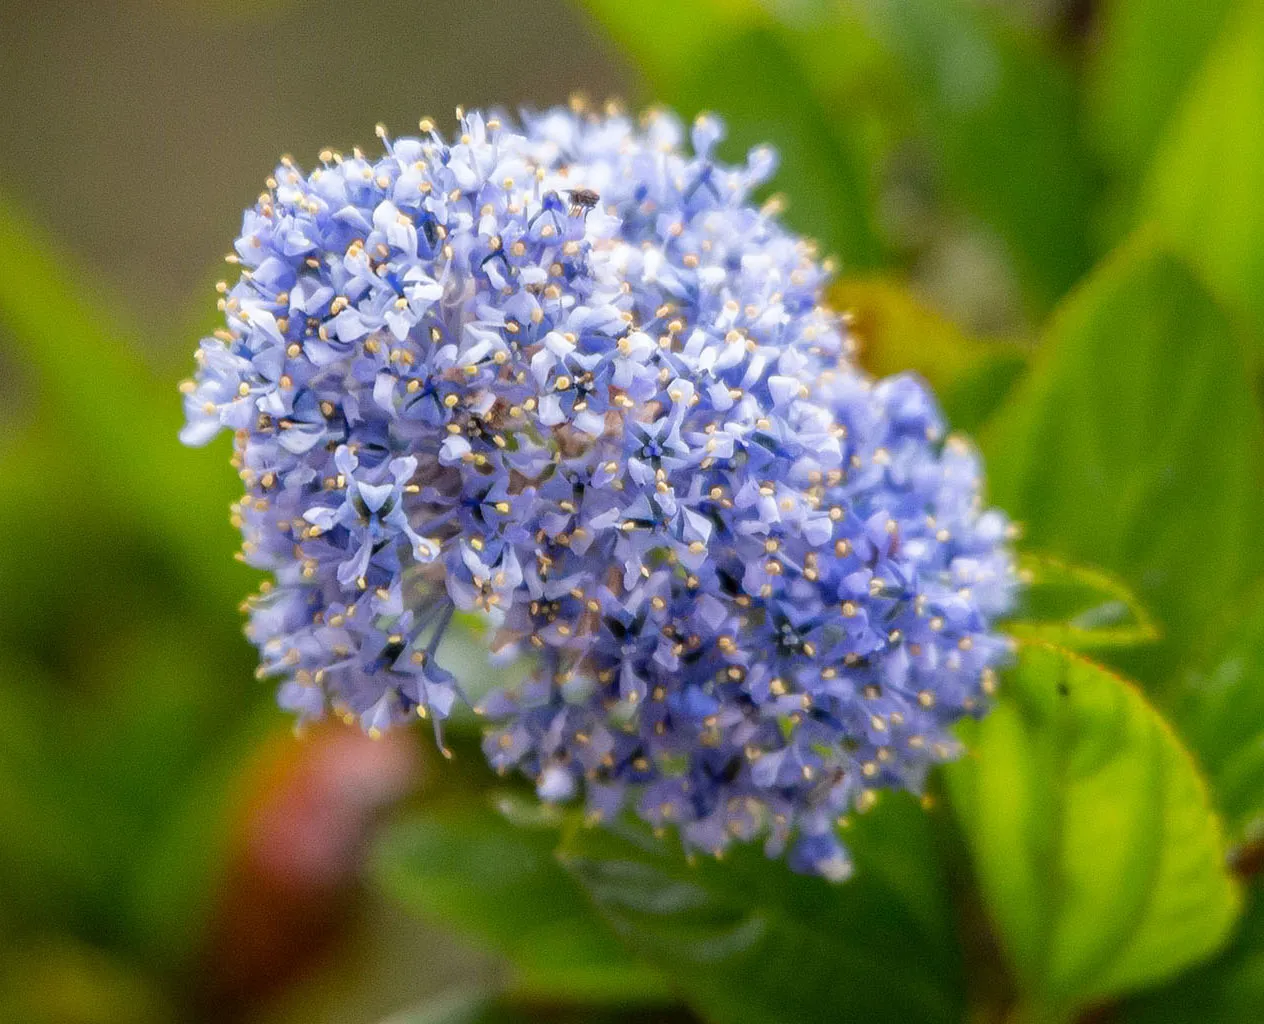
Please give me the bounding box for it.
[565,187,601,217]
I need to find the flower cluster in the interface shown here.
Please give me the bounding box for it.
[182,104,1015,877]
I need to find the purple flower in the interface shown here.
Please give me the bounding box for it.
[183,105,1016,877]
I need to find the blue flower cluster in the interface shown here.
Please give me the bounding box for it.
[182,105,1015,877]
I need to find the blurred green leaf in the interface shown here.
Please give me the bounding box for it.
[558,792,965,1024]
[0,661,107,928]
[1006,552,1160,651]
[850,0,1097,314]
[589,0,1098,311]
[0,194,252,615]
[1171,587,1264,846]
[579,0,883,270]
[0,428,258,944]
[380,987,687,1024]
[0,194,280,983]
[1145,0,1264,346]
[1120,883,1264,1024]
[0,599,270,960]
[124,695,280,973]
[945,643,1241,1017]
[434,614,533,719]
[577,0,758,86]
[982,237,1264,677]
[375,796,669,1004]
[380,989,505,1024]
[831,276,1027,431]
[0,940,173,1024]
[1086,0,1237,188]
[16,591,263,953]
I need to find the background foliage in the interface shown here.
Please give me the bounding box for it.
[1,1,1262,1022]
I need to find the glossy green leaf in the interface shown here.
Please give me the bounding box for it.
[558,792,964,1024]
[374,796,669,1004]
[946,644,1241,1016]
[1005,552,1160,651]
[982,238,1264,677]
[1171,587,1264,845]
[1120,883,1264,1024]
[832,276,1028,431]
[578,0,883,270]
[1087,0,1236,186]
[1146,0,1264,343]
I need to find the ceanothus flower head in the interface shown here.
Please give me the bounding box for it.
[182,103,1016,878]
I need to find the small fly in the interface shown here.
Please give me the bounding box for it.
[566,188,601,217]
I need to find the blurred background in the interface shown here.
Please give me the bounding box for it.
[1,0,1259,1022]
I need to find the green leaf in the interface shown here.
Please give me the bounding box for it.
[124,695,281,973]
[1171,587,1264,845]
[0,195,287,966]
[945,644,1241,1017]
[576,0,757,88]
[436,614,533,717]
[0,659,108,928]
[1120,883,1264,1024]
[379,990,518,1024]
[558,792,965,1024]
[709,0,1098,313]
[374,796,669,1004]
[1005,552,1159,651]
[849,0,1097,314]
[578,0,883,270]
[831,276,1028,431]
[0,940,172,1024]
[982,237,1264,678]
[1146,0,1264,344]
[380,991,494,1024]
[0,194,251,616]
[380,987,685,1024]
[1086,0,1237,187]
